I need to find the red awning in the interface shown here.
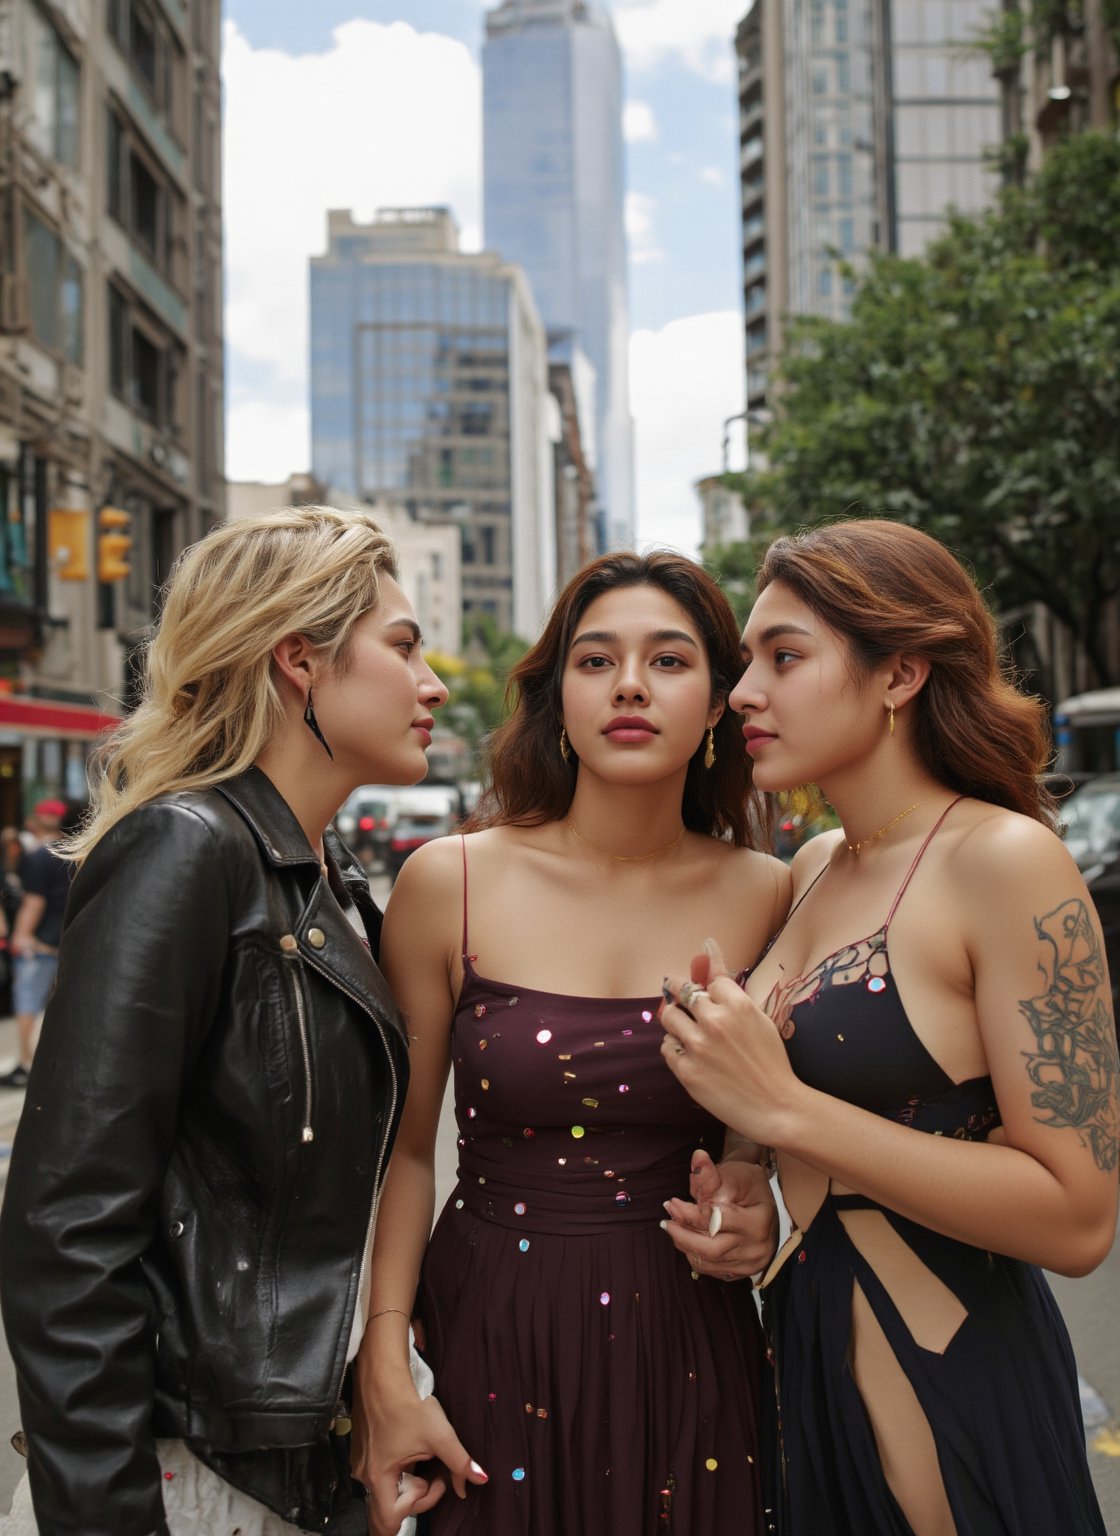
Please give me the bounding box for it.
[0,696,123,740]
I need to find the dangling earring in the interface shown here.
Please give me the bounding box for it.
[304,688,334,760]
[887,702,895,737]
[703,727,716,770]
[560,726,570,762]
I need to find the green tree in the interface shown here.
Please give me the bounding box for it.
[746,133,1120,688]
[428,615,531,762]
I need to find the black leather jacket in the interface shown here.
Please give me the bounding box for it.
[0,768,408,1535]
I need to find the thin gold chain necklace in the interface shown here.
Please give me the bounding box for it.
[567,818,685,863]
[845,802,920,856]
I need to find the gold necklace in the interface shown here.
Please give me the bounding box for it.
[567,818,685,863]
[845,802,919,856]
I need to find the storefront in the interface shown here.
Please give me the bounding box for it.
[0,695,123,828]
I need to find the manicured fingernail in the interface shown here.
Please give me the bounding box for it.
[663,1200,674,1213]
[659,1219,668,1230]
[708,1205,724,1238]
[703,937,718,955]
[470,1460,488,1481]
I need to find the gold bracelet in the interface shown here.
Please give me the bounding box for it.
[368,1307,411,1323]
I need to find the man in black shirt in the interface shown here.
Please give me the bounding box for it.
[0,800,72,1089]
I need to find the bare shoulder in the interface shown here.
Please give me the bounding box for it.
[790,829,842,895]
[697,840,793,931]
[952,803,1078,897]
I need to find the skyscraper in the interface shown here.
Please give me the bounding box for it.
[309,207,555,638]
[483,0,633,553]
[735,0,1001,411]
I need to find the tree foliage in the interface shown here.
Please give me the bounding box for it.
[428,614,531,765]
[744,133,1120,688]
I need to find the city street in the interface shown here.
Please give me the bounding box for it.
[0,865,1115,1527]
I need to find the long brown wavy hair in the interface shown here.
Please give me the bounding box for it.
[756,519,1056,826]
[468,552,767,847]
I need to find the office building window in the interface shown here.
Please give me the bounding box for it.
[107,282,184,434]
[23,4,80,169]
[108,0,172,115]
[24,209,83,365]
[106,109,184,283]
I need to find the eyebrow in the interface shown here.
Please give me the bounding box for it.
[385,617,423,644]
[740,622,814,656]
[570,628,700,649]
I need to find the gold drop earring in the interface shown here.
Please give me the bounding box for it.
[887,702,895,737]
[560,726,571,762]
[704,727,716,770]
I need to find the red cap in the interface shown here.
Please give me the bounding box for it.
[33,799,67,819]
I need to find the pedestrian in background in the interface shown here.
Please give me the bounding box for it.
[0,505,460,1536]
[353,553,789,1536]
[660,518,1117,1536]
[0,800,70,1090]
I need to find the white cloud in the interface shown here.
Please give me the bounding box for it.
[699,165,726,186]
[225,397,310,485]
[623,98,658,142]
[613,0,744,83]
[625,190,665,265]
[630,311,744,554]
[221,18,481,474]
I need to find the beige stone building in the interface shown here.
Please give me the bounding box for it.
[227,474,464,661]
[0,0,224,820]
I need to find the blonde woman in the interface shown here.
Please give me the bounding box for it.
[0,508,462,1535]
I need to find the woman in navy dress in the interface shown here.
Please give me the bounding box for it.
[660,519,1116,1535]
[352,553,791,1535]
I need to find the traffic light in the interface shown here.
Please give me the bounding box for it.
[47,508,90,581]
[97,506,132,583]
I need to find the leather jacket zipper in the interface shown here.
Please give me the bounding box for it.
[299,949,400,1411]
[281,952,315,1144]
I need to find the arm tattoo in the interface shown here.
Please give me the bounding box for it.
[1019,898,1118,1173]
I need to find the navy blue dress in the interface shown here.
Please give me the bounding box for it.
[761,803,1107,1535]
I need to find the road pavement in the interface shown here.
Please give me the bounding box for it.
[0,862,1115,1527]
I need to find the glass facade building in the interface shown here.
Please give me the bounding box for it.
[310,208,554,637]
[736,0,1000,407]
[483,0,633,552]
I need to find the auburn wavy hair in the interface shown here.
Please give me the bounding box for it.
[756,519,1056,826]
[468,551,767,848]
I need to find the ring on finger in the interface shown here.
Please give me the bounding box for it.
[688,1251,702,1273]
[679,981,709,1010]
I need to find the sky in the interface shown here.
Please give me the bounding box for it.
[221,0,751,553]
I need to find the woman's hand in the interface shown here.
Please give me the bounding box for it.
[660,938,808,1146]
[661,1148,778,1280]
[351,1368,487,1536]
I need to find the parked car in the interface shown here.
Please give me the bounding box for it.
[1058,773,1120,1016]
[334,787,402,869]
[385,785,461,880]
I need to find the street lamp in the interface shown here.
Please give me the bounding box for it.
[721,408,774,474]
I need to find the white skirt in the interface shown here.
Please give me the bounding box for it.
[1,1338,432,1534]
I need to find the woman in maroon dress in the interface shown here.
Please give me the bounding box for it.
[352,552,790,1535]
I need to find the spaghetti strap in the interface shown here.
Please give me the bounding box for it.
[765,861,829,953]
[884,795,964,929]
[460,833,470,958]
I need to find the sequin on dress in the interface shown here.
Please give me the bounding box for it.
[760,801,1107,1536]
[415,839,768,1534]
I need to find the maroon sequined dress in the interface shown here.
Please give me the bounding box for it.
[415,847,767,1535]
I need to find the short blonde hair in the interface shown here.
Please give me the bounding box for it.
[68,505,398,862]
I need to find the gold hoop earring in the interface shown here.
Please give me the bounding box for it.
[887,702,895,737]
[560,726,570,762]
[704,727,716,770]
